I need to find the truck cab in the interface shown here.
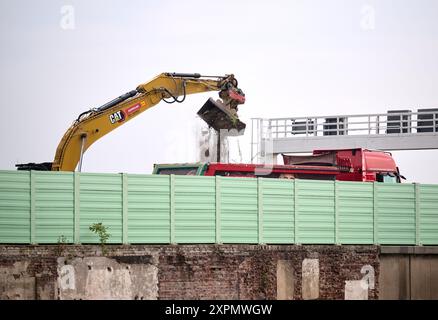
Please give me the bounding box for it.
[311,148,401,183]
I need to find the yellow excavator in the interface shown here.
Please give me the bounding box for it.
[17,72,246,172]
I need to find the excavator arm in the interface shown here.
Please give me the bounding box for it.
[46,72,245,171]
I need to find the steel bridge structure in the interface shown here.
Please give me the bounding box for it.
[251,109,438,163]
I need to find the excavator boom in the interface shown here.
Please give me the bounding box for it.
[17,72,246,172]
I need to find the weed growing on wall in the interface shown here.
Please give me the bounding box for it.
[89,223,110,255]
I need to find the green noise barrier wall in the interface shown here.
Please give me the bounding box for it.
[0,170,437,245]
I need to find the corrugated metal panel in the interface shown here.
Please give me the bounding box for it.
[79,173,122,243]
[337,181,374,244]
[262,179,294,244]
[220,177,258,243]
[34,171,74,243]
[419,184,438,245]
[377,184,416,245]
[127,174,170,243]
[0,171,30,243]
[296,180,335,244]
[174,176,215,243]
[0,170,437,245]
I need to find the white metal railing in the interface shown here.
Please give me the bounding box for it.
[251,109,438,162]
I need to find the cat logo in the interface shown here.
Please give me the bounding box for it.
[109,110,125,124]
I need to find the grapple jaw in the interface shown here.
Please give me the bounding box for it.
[197,81,246,135]
[197,98,246,135]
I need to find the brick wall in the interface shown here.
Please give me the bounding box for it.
[159,245,379,300]
[0,244,379,300]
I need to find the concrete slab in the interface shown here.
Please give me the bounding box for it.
[57,256,158,300]
[0,261,35,300]
[345,280,368,300]
[277,260,294,300]
[302,258,319,300]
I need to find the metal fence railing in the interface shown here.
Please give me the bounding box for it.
[251,109,438,162]
[256,110,438,138]
[1,170,437,245]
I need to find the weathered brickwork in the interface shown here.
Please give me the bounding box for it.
[0,245,379,300]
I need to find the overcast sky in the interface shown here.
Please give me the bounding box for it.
[1,0,438,183]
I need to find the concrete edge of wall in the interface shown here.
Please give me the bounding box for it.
[380,246,438,255]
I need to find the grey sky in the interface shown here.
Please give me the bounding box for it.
[1,0,438,182]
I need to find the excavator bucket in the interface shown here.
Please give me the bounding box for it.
[197,98,246,135]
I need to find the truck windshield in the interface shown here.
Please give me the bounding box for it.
[383,175,398,183]
[377,173,398,183]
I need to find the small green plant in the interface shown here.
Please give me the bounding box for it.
[89,222,110,254]
[56,235,68,256]
[58,235,67,244]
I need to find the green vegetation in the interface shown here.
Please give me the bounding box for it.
[89,223,110,254]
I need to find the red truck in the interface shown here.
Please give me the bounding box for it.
[153,148,404,183]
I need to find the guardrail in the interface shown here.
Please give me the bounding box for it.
[252,109,438,139]
[1,170,437,245]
